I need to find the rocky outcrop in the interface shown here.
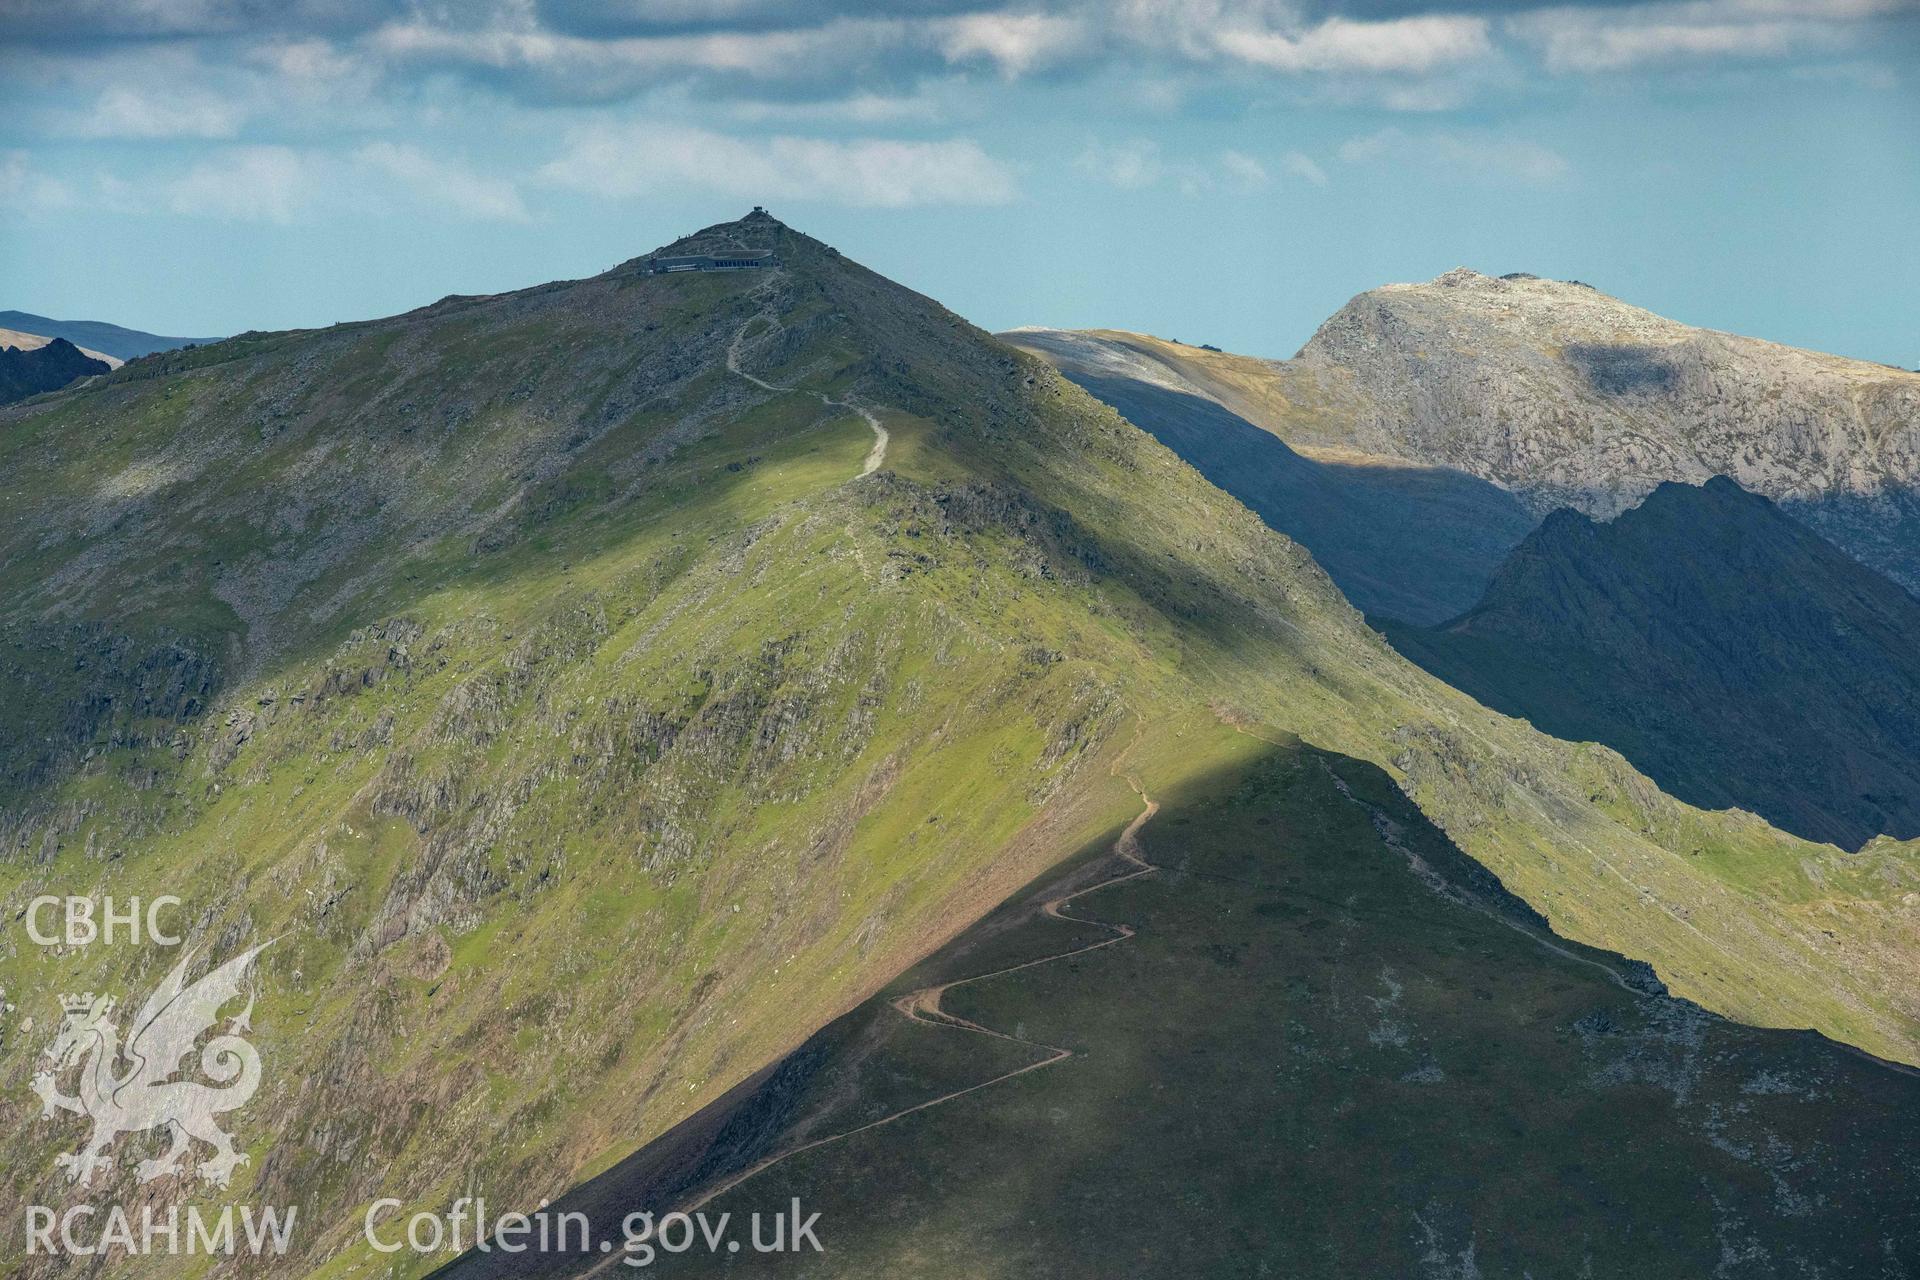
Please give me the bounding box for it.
[0,337,109,405]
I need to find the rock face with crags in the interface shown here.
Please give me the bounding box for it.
[1386,476,1920,848]
[0,337,109,405]
[1290,270,1920,583]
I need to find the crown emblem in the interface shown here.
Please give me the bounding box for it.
[59,992,110,1016]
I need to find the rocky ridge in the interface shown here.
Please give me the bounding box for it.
[1385,476,1920,848]
[0,337,111,406]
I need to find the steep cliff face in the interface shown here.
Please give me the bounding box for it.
[1387,477,1920,848]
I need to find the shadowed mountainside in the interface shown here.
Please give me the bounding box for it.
[0,336,110,405]
[1386,477,1920,849]
[1002,327,1533,624]
[441,725,1920,1279]
[0,325,120,367]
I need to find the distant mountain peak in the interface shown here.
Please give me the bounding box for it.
[1394,476,1920,848]
[1274,269,1920,588]
[0,333,111,405]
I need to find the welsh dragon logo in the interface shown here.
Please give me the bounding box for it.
[31,942,271,1189]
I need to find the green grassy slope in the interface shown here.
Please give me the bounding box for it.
[0,214,1914,1279]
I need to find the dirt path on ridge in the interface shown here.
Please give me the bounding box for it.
[727,309,888,478]
[591,775,1161,1272]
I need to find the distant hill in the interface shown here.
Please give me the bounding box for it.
[0,336,110,405]
[1012,274,1920,593]
[1385,477,1920,848]
[0,309,218,361]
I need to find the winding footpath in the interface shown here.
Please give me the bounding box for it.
[595,776,1160,1270]
[727,311,888,478]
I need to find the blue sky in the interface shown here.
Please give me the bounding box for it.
[2,1,1916,365]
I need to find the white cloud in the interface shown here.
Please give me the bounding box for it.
[937,12,1088,76]
[367,13,910,100]
[64,143,529,224]
[321,3,1513,107]
[247,38,361,83]
[1216,14,1493,73]
[539,124,1018,208]
[163,146,319,222]
[68,84,245,139]
[1079,140,1325,194]
[0,151,76,213]
[1375,79,1476,112]
[1512,9,1795,69]
[1105,0,1264,60]
[355,142,530,222]
[730,90,947,125]
[369,9,1092,96]
[1507,0,1907,71]
[1077,138,1163,189]
[1340,127,1570,183]
[11,0,1915,130]
[1281,149,1329,186]
[1220,149,1270,187]
[13,39,396,150]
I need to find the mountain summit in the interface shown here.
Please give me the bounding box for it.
[1290,269,1920,551]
